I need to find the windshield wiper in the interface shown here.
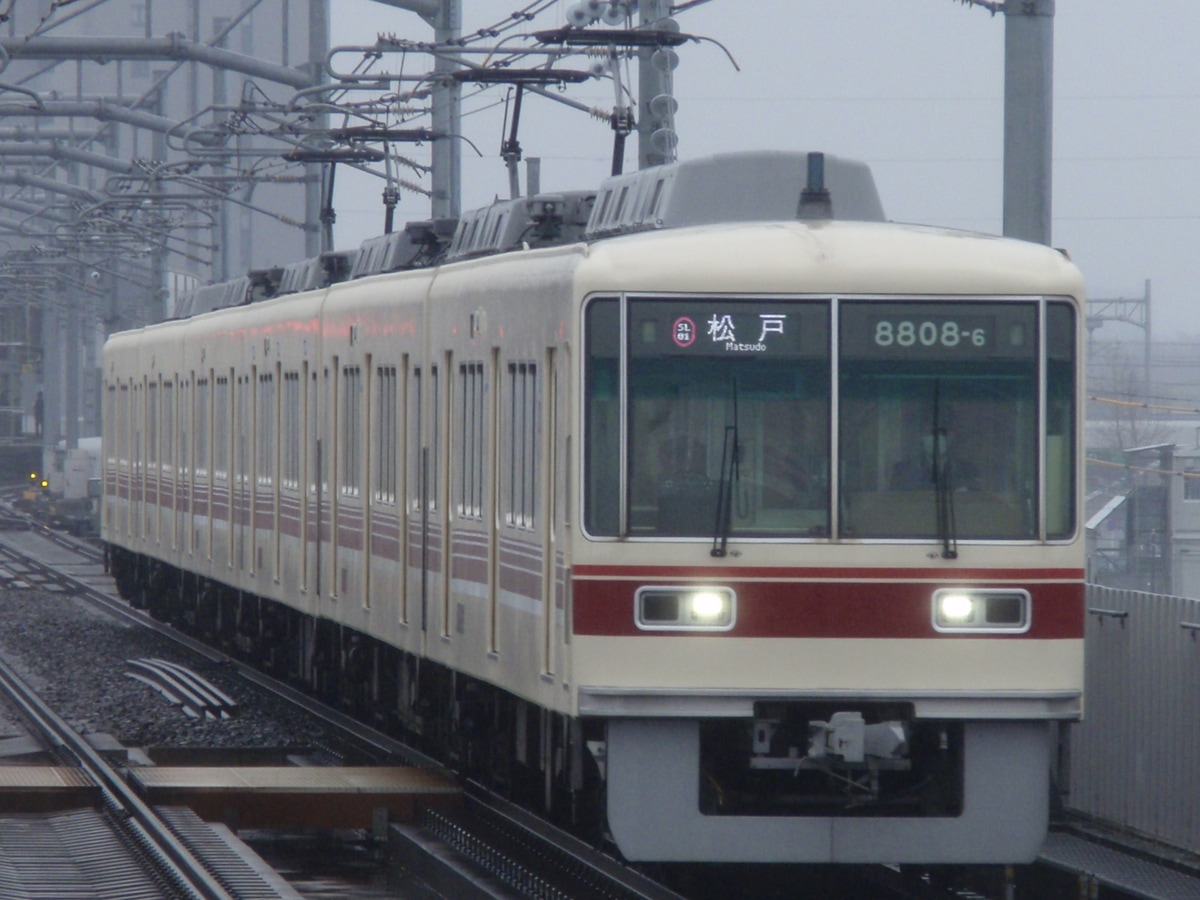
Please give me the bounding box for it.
[712,379,740,558]
[931,382,958,560]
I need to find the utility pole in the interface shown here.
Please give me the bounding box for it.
[638,0,676,169]
[308,0,329,254]
[429,0,462,218]
[1002,0,1054,245]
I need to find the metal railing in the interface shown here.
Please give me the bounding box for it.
[1069,584,1200,854]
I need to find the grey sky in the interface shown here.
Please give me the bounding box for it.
[331,1,1200,341]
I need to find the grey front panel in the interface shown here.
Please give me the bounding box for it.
[606,718,1051,864]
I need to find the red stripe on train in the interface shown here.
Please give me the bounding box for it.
[571,574,1084,639]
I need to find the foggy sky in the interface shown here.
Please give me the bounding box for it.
[330,0,1200,342]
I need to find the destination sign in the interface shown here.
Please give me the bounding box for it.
[628,298,829,359]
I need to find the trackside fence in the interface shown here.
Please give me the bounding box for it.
[1067,584,1200,853]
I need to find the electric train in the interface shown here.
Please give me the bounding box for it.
[103,150,1085,864]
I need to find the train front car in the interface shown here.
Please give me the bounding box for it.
[571,220,1085,864]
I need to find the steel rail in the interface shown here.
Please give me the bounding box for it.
[0,653,235,900]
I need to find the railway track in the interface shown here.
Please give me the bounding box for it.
[0,647,275,899]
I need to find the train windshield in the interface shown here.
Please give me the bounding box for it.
[839,301,1059,542]
[584,296,1075,542]
[586,297,831,539]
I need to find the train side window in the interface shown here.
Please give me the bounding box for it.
[282,371,301,489]
[458,361,485,519]
[507,361,538,530]
[375,365,398,503]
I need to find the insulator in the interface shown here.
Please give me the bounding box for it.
[652,48,679,71]
[650,127,678,153]
[601,3,625,26]
[649,93,678,118]
[566,3,594,27]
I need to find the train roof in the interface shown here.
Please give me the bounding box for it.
[584,150,885,239]
[164,150,1080,322]
[168,151,881,316]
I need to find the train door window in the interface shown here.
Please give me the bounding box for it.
[162,379,174,546]
[1045,301,1077,538]
[133,383,143,538]
[197,375,212,557]
[147,381,158,469]
[238,375,251,570]
[430,364,440,513]
[162,379,174,478]
[409,366,423,514]
[319,366,331,499]
[342,365,362,495]
[178,379,188,552]
[114,383,127,531]
[195,377,210,479]
[507,361,538,530]
[282,371,301,490]
[257,372,275,487]
[837,301,1039,541]
[104,384,117,472]
[375,365,398,503]
[541,349,558,675]
[104,383,116,528]
[458,361,485,519]
[437,355,452,638]
[213,375,229,482]
[146,381,158,537]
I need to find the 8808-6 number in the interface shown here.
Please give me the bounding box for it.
[873,320,986,349]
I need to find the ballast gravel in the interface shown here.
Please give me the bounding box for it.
[0,587,335,752]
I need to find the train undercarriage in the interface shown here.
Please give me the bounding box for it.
[105,545,607,840]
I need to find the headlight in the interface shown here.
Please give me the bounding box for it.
[636,586,736,631]
[938,592,976,623]
[932,588,1031,633]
